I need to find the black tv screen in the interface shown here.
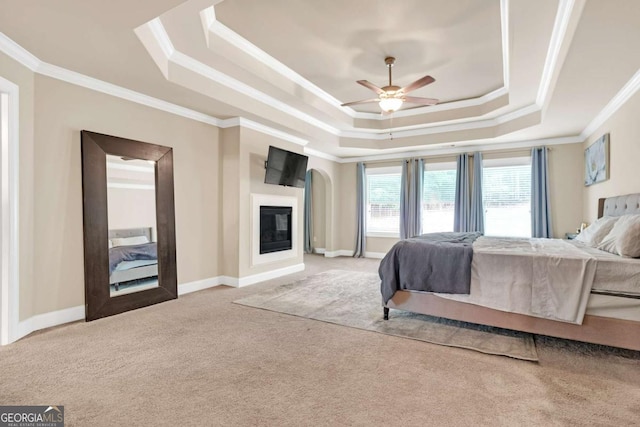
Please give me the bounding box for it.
[264,146,309,188]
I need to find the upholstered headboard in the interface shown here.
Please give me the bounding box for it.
[108,227,153,241]
[598,194,640,218]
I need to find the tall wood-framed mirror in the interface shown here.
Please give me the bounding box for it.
[81,130,177,321]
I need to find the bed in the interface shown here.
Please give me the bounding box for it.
[381,194,640,351]
[109,227,158,291]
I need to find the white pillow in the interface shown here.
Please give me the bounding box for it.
[574,216,619,247]
[597,214,640,257]
[110,235,150,247]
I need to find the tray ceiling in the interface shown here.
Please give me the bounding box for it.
[0,0,639,159]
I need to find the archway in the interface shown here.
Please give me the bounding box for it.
[304,168,332,255]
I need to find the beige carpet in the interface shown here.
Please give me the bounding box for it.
[1,255,639,426]
[234,270,538,361]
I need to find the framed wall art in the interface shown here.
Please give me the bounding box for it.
[584,133,609,186]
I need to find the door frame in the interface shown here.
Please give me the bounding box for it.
[0,76,20,345]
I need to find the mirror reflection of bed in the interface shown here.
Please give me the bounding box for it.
[106,154,158,297]
[109,227,158,296]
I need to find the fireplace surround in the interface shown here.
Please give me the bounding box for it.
[251,194,298,266]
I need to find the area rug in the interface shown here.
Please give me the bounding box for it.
[234,270,538,361]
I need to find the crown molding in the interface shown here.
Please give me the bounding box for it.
[303,147,341,162]
[537,0,582,107]
[200,6,346,113]
[501,0,510,88]
[2,0,639,167]
[581,67,640,140]
[0,32,40,72]
[338,135,584,164]
[141,0,577,142]
[219,117,308,146]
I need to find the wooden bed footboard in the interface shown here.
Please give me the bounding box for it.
[385,290,640,351]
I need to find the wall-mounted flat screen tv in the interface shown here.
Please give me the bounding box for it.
[264,146,309,188]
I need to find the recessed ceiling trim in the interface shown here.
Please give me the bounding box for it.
[536,0,581,107]
[170,50,338,135]
[202,3,511,121]
[303,147,341,162]
[341,104,539,140]
[219,117,309,146]
[146,19,521,139]
[142,0,576,142]
[501,0,510,88]
[200,6,346,111]
[352,87,509,120]
[336,135,584,164]
[148,17,175,59]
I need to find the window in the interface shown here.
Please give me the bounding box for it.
[366,166,401,235]
[482,158,531,238]
[422,162,456,233]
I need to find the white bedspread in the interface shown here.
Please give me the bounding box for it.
[437,237,597,324]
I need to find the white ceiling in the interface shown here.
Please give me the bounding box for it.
[1,0,639,159]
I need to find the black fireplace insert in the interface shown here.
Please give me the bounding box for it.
[260,206,292,254]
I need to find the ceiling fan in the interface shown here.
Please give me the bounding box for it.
[341,57,438,114]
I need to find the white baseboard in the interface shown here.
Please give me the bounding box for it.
[324,249,354,258]
[365,251,387,259]
[16,305,85,342]
[178,276,225,295]
[323,249,385,259]
[224,263,305,287]
[313,248,326,254]
[8,263,303,343]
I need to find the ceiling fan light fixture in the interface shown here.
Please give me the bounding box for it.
[379,97,403,113]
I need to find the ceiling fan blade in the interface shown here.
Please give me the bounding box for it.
[400,75,435,94]
[357,80,385,94]
[403,96,439,105]
[341,98,380,107]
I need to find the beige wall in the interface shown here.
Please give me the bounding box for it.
[0,52,36,321]
[219,127,241,277]
[334,144,585,256]
[220,127,310,278]
[28,75,220,319]
[547,143,584,237]
[107,188,157,239]
[336,162,357,252]
[306,155,342,252]
[583,90,640,222]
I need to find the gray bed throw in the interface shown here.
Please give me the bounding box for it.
[379,232,481,304]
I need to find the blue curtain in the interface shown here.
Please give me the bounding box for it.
[469,152,484,233]
[454,154,470,232]
[531,147,553,238]
[354,162,366,257]
[400,158,424,239]
[304,170,313,254]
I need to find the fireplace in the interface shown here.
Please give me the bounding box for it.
[251,194,297,266]
[259,206,292,254]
